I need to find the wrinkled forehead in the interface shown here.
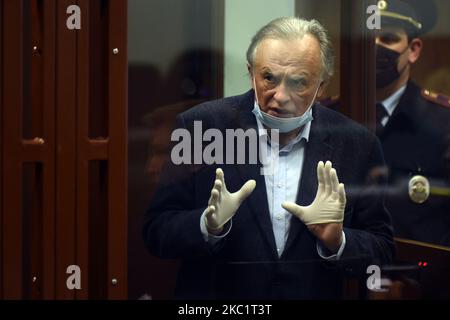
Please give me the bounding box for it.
[254,37,322,75]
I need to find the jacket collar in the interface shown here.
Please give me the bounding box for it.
[383,81,425,134]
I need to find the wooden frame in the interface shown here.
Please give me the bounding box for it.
[76,0,128,299]
[340,0,376,129]
[55,0,77,299]
[1,0,127,299]
[3,0,25,299]
[106,0,128,299]
[41,0,57,300]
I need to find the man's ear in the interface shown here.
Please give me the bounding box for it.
[408,38,422,64]
[317,80,327,99]
[247,63,255,88]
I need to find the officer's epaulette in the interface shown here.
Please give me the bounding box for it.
[421,89,450,109]
[319,95,340,108]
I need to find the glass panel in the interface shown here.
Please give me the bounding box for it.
[372,0,450,248]
[295,0,341,100]
[128,0,223,300]
[129,0,450,300]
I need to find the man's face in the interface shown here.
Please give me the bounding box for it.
[250,36,323,118]
[376,26,411,73]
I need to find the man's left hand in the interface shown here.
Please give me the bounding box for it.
[282,161,345,252]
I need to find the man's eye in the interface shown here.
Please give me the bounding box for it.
[379,34,399,44]
[290,78,307,89]
[264,74,274,82]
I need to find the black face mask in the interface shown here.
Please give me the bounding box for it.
[376,44,408,89]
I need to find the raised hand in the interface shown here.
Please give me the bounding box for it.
[282,161,346,251]
[205,168,256,234]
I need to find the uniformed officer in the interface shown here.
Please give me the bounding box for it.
[324,0,450,246]
[374,0,450,247]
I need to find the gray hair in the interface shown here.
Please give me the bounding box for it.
[246,17,334,81]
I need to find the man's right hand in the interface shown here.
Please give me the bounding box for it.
[205,168,256,234]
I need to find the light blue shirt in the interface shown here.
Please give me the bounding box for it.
[200,108,346,260]
[379,85,407,126]
[257,113,310,257]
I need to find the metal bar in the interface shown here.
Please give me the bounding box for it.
[107,0,128,299]
[2,0,24,299]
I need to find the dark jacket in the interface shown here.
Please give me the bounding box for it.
[379,81,450,246]
[143,90,394,299]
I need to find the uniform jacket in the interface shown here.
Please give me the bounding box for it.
[379,81,450,246]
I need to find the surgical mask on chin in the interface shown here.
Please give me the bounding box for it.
[376,44,409,89]
[252,79,320,133]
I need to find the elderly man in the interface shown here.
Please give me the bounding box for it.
[143,17,394,299]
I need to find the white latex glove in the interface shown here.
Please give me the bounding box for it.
[205,168,256,233]
[282,161,346,225]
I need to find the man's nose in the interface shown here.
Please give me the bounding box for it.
[273,82,290,105]
[375,36,388,48]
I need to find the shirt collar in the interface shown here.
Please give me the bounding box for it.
[380,84,407,116]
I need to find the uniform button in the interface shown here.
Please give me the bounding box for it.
[277,183,283,188]
[276,214,283,220]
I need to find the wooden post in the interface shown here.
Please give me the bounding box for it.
[340,0,376,130]
[2,0,24,299]
[107,0,128,299]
